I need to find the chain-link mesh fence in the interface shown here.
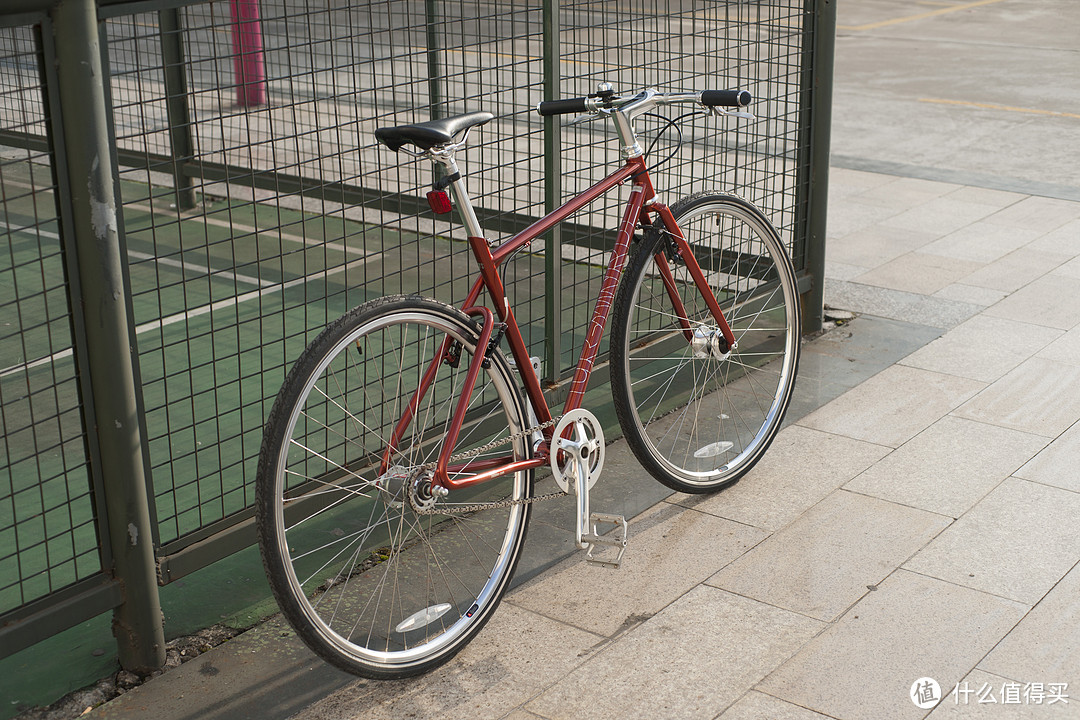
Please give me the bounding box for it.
[0,25,101,617]
[0,0,825,657]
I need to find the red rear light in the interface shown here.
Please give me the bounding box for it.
[427,190,452,214]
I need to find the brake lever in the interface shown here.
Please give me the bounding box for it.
[566,111,606,126]
[710,106,756,120]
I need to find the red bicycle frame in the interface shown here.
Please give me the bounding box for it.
[384,154,736,490]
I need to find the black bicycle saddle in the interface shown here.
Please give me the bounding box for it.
[374,112,494,152]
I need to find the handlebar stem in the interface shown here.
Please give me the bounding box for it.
[611,109,644,159]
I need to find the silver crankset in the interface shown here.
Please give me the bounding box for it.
[550,409,627,569]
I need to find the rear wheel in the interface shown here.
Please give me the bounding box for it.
[610,193,800,493]
[256,295,532,678]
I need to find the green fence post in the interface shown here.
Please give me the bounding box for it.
[425,0,443,119]
[49,0,166,672]
[542,0,562,382]
[799,0,836,334]
[159,7,197,211]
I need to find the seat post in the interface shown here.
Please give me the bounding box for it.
[430,147,486,241]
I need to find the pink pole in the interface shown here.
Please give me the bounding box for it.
[230,0,266,107]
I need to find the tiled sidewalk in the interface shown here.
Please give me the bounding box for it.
[91,169,1080,720]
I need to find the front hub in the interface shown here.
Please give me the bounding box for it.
[691,327,731,360]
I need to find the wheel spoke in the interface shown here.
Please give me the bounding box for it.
[611,195,799,492]
[257,299,532,677]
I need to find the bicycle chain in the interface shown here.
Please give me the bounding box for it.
[410,488,569,516]
[409,415,568,515]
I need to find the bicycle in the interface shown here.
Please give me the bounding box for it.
[255,84,801,679]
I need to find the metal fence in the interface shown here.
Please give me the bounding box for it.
[0,0,834,669]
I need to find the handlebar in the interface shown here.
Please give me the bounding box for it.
[701,89,753,108]
[536,97,592,117]
[536,87,752,118]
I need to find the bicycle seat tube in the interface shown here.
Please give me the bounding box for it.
[428,145,487,242]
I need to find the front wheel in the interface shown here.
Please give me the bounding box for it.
[610,193,801,493]
[256,295,533,678]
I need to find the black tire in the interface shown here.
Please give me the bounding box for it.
[256,295,533,678]
[610,193,801,493]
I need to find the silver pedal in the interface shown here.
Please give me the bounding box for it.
[583,513,628,569]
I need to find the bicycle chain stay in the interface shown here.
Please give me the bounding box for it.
[409,415,567,515]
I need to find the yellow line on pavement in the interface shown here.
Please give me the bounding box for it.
[838,0,1008,31]
[919,97,1080,120]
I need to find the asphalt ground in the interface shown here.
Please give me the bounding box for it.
[830,0,1080,200]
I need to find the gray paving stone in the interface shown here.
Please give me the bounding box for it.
[854,252,983,296]
[758,570,1027,720]
[982,273,1080,330]
[904,477,1080,605]
[856,177,959,209]
[944,186,1028,210]
[824,280,983,329]
[800,364,985,448]
[1016,420,1080,493]
[953,357,1080,438]
[1056,255,1080,280]
[900,315,1062,383]
[828,223,938,269]
[825,258,870,281]
[1037,327,1080,367]
[788,315,944,427]
[827,167,898,200]
[502,711,550,720]
[708,489,949,621]
[979,561,1080,691]
[921,221,1043,265]
[933,283,1008,308]
[954,248,1071,294]
[825,199,907,240]
[882,197,1000,237]
[845,416,1048,518]
[1027,219,1080,257]
[509,502,765,638]
[288,604,602,720]
[89,613,355,720]
[719,691,835,720]
[670,425,890,533]
[525,586,823,720]
[986,196,1080,233]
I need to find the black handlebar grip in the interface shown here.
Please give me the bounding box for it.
[536,97,590,116]
[701,89,752,108]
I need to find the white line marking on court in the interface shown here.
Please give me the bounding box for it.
[126,249,274,287]
[123,202,372,258]
[1,220,375,379]
[2,221,272,287]
[0,256,372,379]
